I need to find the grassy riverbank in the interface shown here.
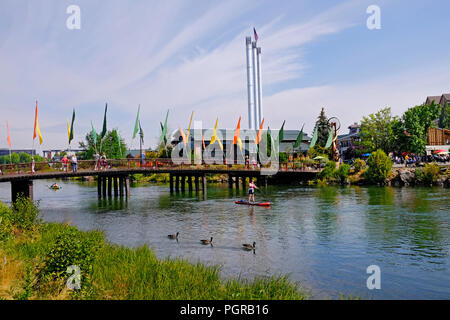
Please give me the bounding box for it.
[0,199,308,300]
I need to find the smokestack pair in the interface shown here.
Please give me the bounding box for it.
[246,37,263,130]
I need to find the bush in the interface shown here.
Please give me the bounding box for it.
[353,158,365,173]
[10,197,41,231]
[365,149,392,184]
[318,161,336,179]
[0,202,13,239]
[416,163,440,184]
[334,163,351,183]
[42,225,104,285]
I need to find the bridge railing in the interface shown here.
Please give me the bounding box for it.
[0,157,319,177]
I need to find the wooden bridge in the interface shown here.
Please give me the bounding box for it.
[0,158,319,202]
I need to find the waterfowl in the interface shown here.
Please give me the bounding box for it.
[168,232,179,239]
[242,241,256,250]
[200,237,213,245]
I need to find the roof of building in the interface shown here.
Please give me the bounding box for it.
[426,96,441,104]
[439,94,450,104]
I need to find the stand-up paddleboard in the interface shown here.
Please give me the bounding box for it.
[235,200,271,207]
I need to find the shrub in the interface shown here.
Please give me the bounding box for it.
[10,197,41,231]
[42,225,104,285]
[416,163,440,184]
[334,163,351,183]
[353,158,365,173]
[365,149,392,184]
[0,202,13,239]
[318,161,336,179]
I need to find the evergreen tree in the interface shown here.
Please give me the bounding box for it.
[316,107,330,148]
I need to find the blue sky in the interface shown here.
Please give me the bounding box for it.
[1,0,449,150]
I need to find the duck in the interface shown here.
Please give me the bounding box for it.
[168,232,179,239]
[200,237,213,245]
[242,241,256,250]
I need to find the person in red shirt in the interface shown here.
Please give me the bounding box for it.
[62,155,69,172]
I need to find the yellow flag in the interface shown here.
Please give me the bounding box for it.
[210,118,223,150]
[237,137,242,151]
[67,119,71,141]
[186,111,194,141]
[36,118,43,145]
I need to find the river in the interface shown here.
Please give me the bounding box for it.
[0,179,449,299]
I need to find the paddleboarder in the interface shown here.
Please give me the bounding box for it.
[248,179,258,203]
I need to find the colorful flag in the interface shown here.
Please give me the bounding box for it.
[309,126,318,149]
[33,101,43,145]
[6,121,11,148]
[210,118,223,151]
[186,111,194,141]
[67,119,71,142]
[233,116,242,151]
[201,132,206,150]
[132,105,140,139]
[324,126,334,149]
[33,101,38,140]
[139,120,144,144]
[116,130,122,156]
[255,118,265,145]
[293,124,304,149]
[254,27,258,43]
[69,109,75,144]
[91,121,98,145]
[179,127,187,146]
[277,120,285,144]
[101,103,107,138]
[161,110,169,144]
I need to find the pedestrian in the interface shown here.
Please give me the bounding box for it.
[100,153,107,170]
[251,157,257,170]
[94,152,100,170]
[245,155,249,169]
[62,155,69,172]
[71,154,78,172]
[31,156,35,173]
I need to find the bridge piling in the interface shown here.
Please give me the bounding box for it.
[113,177,118,197]
[175,175,180,193]
[11,180,33,202]
[188,175,193,193]
[202,174,207,195]
[97,176,102,197]
[169,173,174,193]
[228,175,233,189]
[119,177,124,197]
[181,175,185,193]
[108,177,112,197]
[125,176,130,198]
[195,175,200,193]
[102,176,107,198]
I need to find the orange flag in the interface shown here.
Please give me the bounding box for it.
[6,121,11,148]
[255,118,265,145]
[233,116,242,150]
[201,132,206,149]
[179,127,187,146]
[33,101,38,140]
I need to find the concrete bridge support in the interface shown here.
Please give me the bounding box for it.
[11,180,33,203]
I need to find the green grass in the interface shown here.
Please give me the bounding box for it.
[0,199,309,300]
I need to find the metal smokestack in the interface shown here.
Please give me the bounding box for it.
[252,42,260,129]
[257,47,263,126]
[246,37,255,129]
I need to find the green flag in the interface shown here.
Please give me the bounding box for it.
[116,130,122,157]
[101,103,108,138]
[161,109,169,144]
[69,109,75,144]
[91,121,97,145]
[309,125,318,149]
[277,120,285,144]
[139,120,144,145]
[324,126,334,149]
[293,124,304,149]
[132,105,140,139]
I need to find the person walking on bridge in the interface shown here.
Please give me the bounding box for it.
[71,154,78,172]
[62,155,69,172]
[94,152,100,171]
[100,153,107,171]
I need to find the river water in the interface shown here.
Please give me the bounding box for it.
[0,179,449,299]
